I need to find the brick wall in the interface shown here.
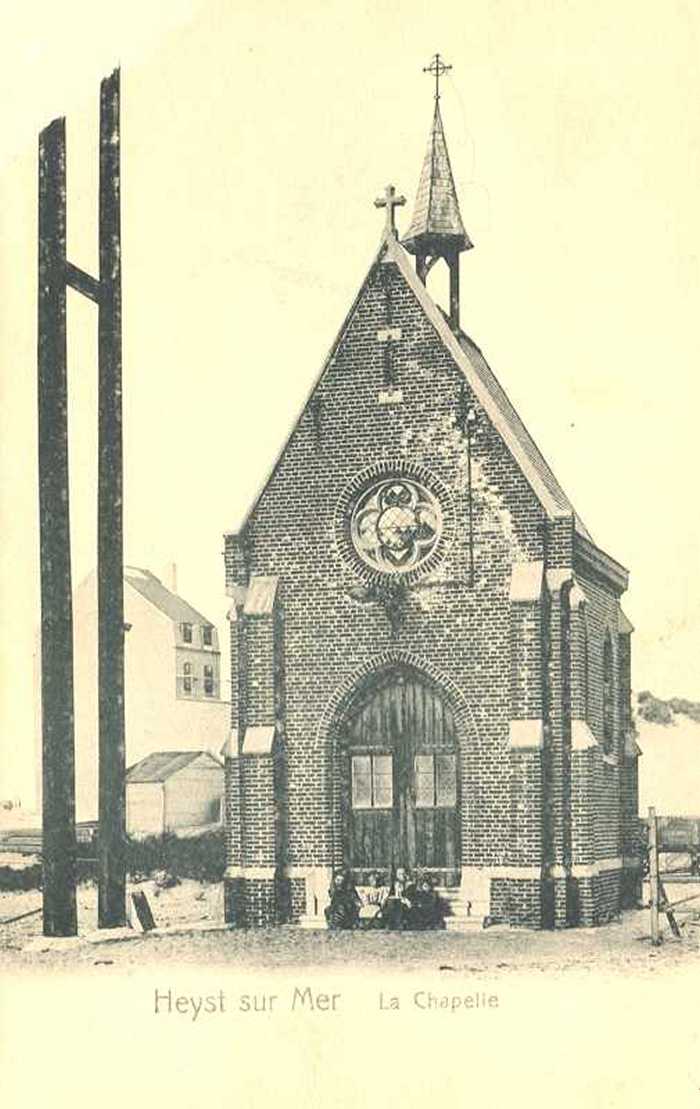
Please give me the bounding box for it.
[573,565,626,868]
[223,255,635,928]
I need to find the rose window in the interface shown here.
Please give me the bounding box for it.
[350,478,442,574]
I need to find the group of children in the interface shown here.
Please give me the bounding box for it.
[324,866,447,931]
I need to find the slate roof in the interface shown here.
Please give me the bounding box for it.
[124,566,212,626]
[403,102,472,253]
[384,233,593,540]
[454,329,592,540]
[126,751,222,783]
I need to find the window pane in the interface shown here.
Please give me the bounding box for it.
[372,754,393,808]
[351,755,372,808]
[414,755,435,808]
[435,754,457,807]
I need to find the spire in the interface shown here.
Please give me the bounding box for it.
[402,100,472,255]
[402,55,472,332]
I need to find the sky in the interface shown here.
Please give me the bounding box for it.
[1,0,699,804]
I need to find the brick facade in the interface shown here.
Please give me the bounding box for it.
[221,223,638,930]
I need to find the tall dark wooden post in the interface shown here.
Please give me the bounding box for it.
[97,69,126,929]
[38,117,78,937]
[37,68,126,935]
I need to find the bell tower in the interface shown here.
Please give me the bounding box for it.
[402,54,473,332]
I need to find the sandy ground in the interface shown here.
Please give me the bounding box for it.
[0,872,224,936]
[0,809,39,831]
[2,873,699,975]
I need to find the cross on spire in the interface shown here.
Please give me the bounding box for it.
[423,52,452,101]
[374,183,406,237]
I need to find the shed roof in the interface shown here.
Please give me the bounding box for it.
[126,751,222,783]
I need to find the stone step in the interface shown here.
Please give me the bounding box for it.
[444,915,485,931]
[299,916,327,930]
[436,887,488,930]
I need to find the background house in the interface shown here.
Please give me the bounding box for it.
[125,751,224,838]
[35,565,230,821]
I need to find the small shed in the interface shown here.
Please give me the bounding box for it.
[126,751,224,838]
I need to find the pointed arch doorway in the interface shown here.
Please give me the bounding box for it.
[338,665,461,886]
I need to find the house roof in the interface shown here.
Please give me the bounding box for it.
[126,751,222,783]
[403,101,472,253]
[124,566,212,626]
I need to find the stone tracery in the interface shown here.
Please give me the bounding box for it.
[350,477,442,574]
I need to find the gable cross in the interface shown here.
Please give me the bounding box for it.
[374,183,406,237]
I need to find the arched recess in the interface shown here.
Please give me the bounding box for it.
[319,651,477,885]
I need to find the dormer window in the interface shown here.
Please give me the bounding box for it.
[202,625,213,646]
[181,622,193,643]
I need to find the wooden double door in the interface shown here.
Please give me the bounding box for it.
[341,667,460,884]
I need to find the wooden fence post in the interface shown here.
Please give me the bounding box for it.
[649,806,661,946]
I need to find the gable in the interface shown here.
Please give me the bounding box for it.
[232,231,593,551]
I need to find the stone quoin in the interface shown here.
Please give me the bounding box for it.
[221,62,638,931]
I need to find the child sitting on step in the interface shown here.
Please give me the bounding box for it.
[357,870,389,927]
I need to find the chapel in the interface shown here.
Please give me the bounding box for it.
[221,62,639,930]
